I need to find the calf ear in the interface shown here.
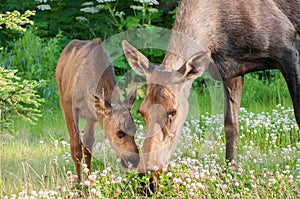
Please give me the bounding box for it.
[94,92,112,116]
[178,50,211,80]
[122,40,153,78]
[125,86,137,109]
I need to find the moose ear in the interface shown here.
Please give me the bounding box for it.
[122,40,153,78]
[125,86,137,109]
[94,92,112,115]
[177,50,211,80]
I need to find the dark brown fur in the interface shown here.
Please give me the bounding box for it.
[123,0,300,193]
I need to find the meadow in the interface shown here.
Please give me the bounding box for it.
[1,73,300,198]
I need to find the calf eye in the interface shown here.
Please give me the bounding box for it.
[117,130,126,138]
[169,109,177,116]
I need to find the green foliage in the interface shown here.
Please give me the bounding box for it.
[0,9,36,50]
[0,28,64,105]
[0,10,35,32]
[0,68,44,132]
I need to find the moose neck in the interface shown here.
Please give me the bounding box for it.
[163,0,218,70]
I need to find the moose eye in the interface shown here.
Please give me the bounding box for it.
[117,130,126,138]
[169,109,177,116]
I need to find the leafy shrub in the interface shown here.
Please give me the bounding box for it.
[0,10,35,32]
[0,28,64,105]
[0,68,44,133]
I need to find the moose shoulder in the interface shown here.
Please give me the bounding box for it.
[122,0,300,187]
[56,38,139,180]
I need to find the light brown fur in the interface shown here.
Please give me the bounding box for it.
[56,38,139,180]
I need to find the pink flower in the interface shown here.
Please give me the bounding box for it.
[287,179,294,185]
[269,178,276,185]
[84,181,91,187]
[199,172,205,180]
[84,167,89,174]
[232,193,241,198]
[166,172,173,177]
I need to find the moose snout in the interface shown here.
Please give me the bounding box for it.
[121,153,139,169]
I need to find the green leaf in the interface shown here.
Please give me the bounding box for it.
[125,16,140,30]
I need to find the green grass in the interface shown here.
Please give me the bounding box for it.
[1,72,299,198]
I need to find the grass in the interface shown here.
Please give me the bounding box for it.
[1,71,299,198]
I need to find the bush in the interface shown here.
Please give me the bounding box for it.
[0,28,64,106]
[0,68,44,133]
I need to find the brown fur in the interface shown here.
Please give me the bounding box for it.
[56,39,139,180]
[123,0,300,193]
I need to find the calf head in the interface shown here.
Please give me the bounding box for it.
[122,40,211,177]
[94,88,139,170]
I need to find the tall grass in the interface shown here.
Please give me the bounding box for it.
[1,71,299,198]
[193,70,292,116]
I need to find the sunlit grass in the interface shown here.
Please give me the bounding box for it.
[1,104,299,198]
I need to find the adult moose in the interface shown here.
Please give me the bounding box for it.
[56,38,139,181]
[122,0,300,187]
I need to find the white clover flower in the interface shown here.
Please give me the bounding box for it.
[84,180,91,187]
[269,178,276,185]
[90,188,97,195]
[166,172,173,177]
[296,142,300,150]
[84,167,90,174]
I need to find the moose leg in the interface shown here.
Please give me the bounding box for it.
[62,105,83,181]
[279,48,300,127]
[223,75,244,162]
[82,121,97,172]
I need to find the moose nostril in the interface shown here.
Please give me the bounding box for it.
[121,154,139,169]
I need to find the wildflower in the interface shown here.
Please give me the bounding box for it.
[62,140,68,147]
[238,167,243,174]
[232,193,241,198]
[82,163,88,168]
[234,181,240,187]
[54,140,59,147]
[287,179,294,185]
[269,178,276,185]
[84,167,90,174]
[199,172,205,180]
[251,184,258,189]
[84,180,91,187]
[73,175,79,180]
[210,176,216,182]
[88,174,97,183]
[116,176,122,183]
[166,172,173,177]
[196,182,205,191]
